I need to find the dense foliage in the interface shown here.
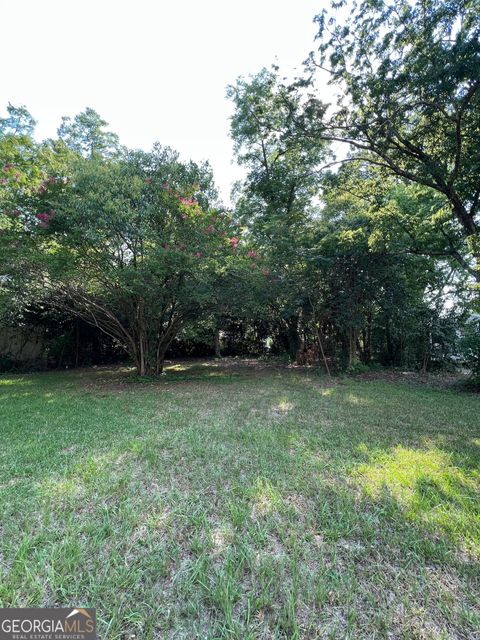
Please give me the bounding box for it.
[308,0,480,279]
[0,111,263,375]
[1,0,478,382]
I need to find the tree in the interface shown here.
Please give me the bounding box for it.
[228,68,329,357]
[4,144,250,375]
[314,171,460,370]
[317,159,475,278]
[460,313,480,385]
[0,103,36,137]
[307,0,480,280]
[58,108,120,159]
[228,68,328,237]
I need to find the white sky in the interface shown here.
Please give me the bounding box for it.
[1,0,327,203]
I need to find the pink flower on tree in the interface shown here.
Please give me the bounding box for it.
[229,237,239,248]
[36,211,55,228]
[247,250,257,258]
[194,251,203,258]
[179,196,196,206]
[39,209,55,219]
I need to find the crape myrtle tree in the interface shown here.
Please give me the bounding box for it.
[39,148,254,376]
[2,116,260,374]
[0,155,69,369]
[304,0,480,281]
[0,105,71,322]
[1,107,270,374]
[0,105,43,221]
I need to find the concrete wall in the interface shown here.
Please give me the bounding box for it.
[0,327,45,362]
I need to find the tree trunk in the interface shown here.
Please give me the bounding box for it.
[385,318,394,365]
[347,328,358,367]
[154,317,183,375]
[155,334,175,374]
[156,340,169,375]
[361,313,372,363]
[138,350,146,376]
[214,328,221,358]
[314,322,331,377]
[156,350,166,375]
[75,320,80,368]
[58,337,67,369]
[286,317,301,360]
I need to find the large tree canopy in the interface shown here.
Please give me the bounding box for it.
[1,0,479,382]
[305,0,480,278]
[1,120,258,375]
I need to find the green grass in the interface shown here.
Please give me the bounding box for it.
[0,360,479,639]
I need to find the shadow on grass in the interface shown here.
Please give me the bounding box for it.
[0,362,479,637]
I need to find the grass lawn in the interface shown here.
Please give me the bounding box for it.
[0,360,479,639]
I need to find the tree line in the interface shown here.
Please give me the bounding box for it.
[1,0,478,382]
